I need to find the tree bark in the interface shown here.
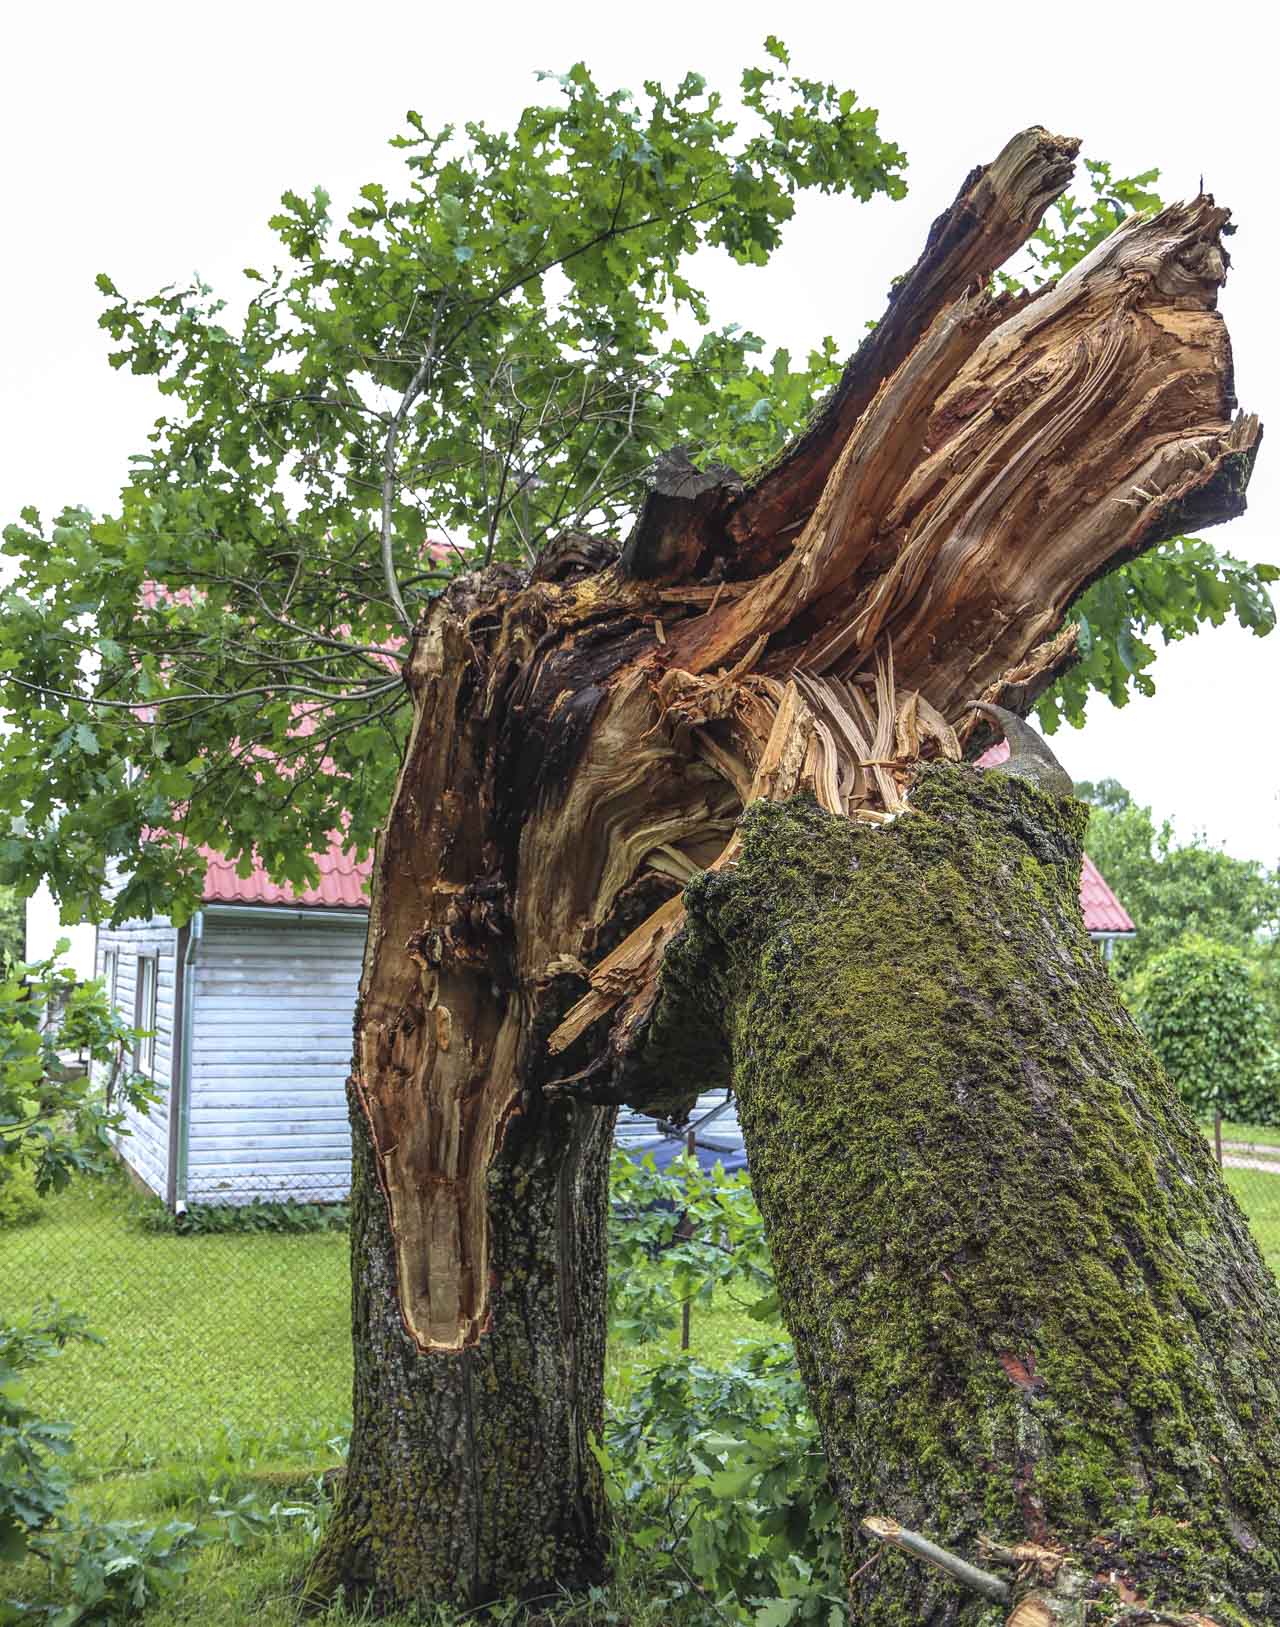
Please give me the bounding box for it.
[621,769,1280,1625]
[307,126,1263,1614]
[304,1081,613,1607]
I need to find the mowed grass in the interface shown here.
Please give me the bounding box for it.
[1225,1165,1280,1276]
[0,1176,352,1469]
[1,1172,764,1472]
[6,1161,1280,1626]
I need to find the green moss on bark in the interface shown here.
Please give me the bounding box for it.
[647,766,1280,1624]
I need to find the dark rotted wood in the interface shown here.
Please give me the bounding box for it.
[618,447,743,582]
[528,530,620,585]
[722,127,1080,571]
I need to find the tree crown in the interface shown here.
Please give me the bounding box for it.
[0,53,1272,926]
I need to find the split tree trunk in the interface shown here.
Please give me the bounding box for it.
[307,127,1263,1614]
[620,768,1280,1624]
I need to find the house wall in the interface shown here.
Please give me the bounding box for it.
[185,911,366,1204]
[94,914,180,1200]
[94,892,1129,1205]
[616,1091,747,1173]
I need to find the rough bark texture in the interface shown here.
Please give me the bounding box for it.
[307,126,1263,1614]
[304,1082,613,1606]
[626,771,1280,1625]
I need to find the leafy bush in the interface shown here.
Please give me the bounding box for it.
[602,1345,843,1627]
[18,1514,207,1625]
[0,1164,44,1231]
[608,1148,776,1343]
[1,947,155,1197]
[9,1488,332,1626]
[0,888,22,971]
[130,1196,349,1236]
[605,1148,842,1625]
[0,1306,100,1564]
[1132,936,1278,1123]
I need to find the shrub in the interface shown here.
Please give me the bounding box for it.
[601,1344,844,1626]
[0,1305,100,1564]
[1132,935,1278,1124]
[129,1195,349,1235]
[1,946,156,1197]
[0,1161,44,1230]
[605,1148,842,1624]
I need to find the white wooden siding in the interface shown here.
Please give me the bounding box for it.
[93,914,179,1200]
[186,913,366,1203]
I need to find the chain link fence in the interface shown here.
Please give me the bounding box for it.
[1,1165,353,1471]
[5,1109,1280,1475]
[1213,1122,1280,1277]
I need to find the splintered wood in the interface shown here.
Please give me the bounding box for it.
[546,652,956,1055]
[350,122,1259,1358]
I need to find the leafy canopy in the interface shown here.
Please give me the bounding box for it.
[1077,779,1280,980]
[0,43,904,926]
[0,55,1272,926]
[0,887,22,969]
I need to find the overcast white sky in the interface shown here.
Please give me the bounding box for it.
[3,1,1276,864]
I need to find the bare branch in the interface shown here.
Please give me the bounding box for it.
[381,297,446,629]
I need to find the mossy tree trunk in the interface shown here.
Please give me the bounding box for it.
[307,128,1263,1615]
[619,769,1280,1624]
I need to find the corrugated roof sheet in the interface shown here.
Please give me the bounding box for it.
[201,837,372,910]
[976,739,1134,933]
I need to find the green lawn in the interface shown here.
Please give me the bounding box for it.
[1226,1165,1280,1276]
[6,1162,1280,1626]
[1,1173,762,1473]
[6,1159,1280,1472]
[1,1176,352,1470]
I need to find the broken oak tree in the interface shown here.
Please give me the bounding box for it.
[306,126,1267,1621]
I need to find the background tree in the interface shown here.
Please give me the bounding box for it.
[0,887,23,968]
[1077,779,1280,979]
[1132,936,1278,1150]
[0,46,1276,1622]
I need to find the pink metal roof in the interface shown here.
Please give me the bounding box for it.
[201,836,372,910]
[1078,853,1135,934]
[976,740,1134,934]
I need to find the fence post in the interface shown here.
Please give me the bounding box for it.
[680,1128,696,1351]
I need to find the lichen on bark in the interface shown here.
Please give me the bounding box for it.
[630,767,1280,1624]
